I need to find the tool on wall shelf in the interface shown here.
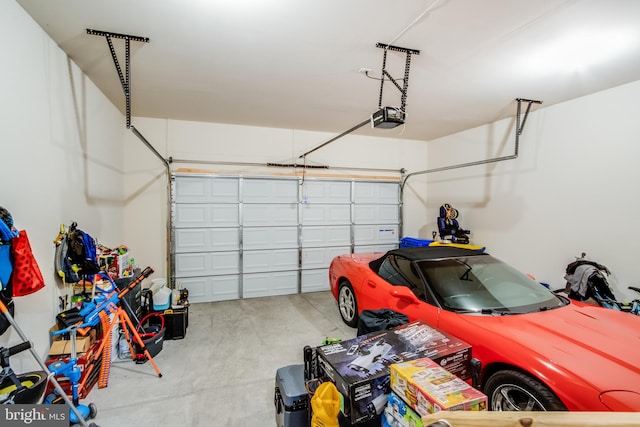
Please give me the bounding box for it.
[298,43,420,160]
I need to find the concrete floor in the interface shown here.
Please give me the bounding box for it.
[88,291,355,426]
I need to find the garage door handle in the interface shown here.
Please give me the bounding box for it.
[367,281,377,288]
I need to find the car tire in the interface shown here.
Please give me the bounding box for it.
[338,281,359,328]
[484,369,567,411]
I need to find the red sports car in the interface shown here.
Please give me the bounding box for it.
[329,246,640,411]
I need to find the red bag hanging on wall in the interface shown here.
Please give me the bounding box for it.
[9,230,45,296]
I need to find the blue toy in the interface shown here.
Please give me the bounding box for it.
[44,325,97,425]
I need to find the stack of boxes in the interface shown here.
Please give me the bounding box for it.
[316,320,486,425]
[385,358,487,426]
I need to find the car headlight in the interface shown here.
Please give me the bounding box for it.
[600,390,640,411]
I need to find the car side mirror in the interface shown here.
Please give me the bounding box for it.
[389,287,419,304]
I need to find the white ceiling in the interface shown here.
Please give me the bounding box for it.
[16,0,640,142]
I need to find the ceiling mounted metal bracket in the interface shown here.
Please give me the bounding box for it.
[515,98,543,156]
[376,43,420,112]
[515,98,543,136]
[87,29,150,128]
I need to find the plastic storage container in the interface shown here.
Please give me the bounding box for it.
[399,237,433,248]
[274,364,308,427]
[152,287,171,311]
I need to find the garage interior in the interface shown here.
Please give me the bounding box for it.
[2,0,640,426]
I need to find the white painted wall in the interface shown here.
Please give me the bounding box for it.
[0,1,125,370]
[426,81,640,300]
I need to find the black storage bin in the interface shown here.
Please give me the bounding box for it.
[162,307,188,340]
[274,364,308,427]
[356,309,409,336]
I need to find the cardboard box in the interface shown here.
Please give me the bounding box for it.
[48,324,96,356]
[390,358,487,415]
[391,321,472,381]
[317,320,471,424]
[45,341,103,398]
[382,391,423,427]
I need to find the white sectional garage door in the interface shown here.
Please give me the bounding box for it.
[172,174,400,303]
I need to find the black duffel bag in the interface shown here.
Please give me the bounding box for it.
[356,308,409,336]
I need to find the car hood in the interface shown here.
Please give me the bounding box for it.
[459,303,640,390]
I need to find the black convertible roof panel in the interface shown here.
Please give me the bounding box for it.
[388,246,487,261]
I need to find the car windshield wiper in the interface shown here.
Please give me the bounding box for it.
[449,307,507,315]
[448,307,483,314]
[487,307,529,315]
[457,260,473,281]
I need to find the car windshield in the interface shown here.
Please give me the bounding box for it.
[416,255,566,314]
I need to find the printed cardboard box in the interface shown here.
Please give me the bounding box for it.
[317,320,471,424]
[382,391,423,427]
[390,357,487,415]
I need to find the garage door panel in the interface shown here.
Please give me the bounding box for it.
[302,246,350,269]
[175,176,239,203]
[301,226,350,247]
[354,181,398,204]
[354,244,398,253]
[301,269,330,293]
[176,275,240,302]
[174,251,240,277]
[354,224,399,245]
[174,204,239,228]
[301,204,350,225]
[243,179,298,203]
[242,249,298,273]
[243,227,298,250]
[301,180,351,203]
[243,203,298,226]
[354,205,399,224]
[175,228,239,253]
[243,271,298,298]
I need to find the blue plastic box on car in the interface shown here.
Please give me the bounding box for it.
[399,237,434,248]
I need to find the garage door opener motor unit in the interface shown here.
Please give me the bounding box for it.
[371,106,405,128]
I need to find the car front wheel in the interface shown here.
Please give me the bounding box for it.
[338,281,359,327]
[484,370,567,411]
